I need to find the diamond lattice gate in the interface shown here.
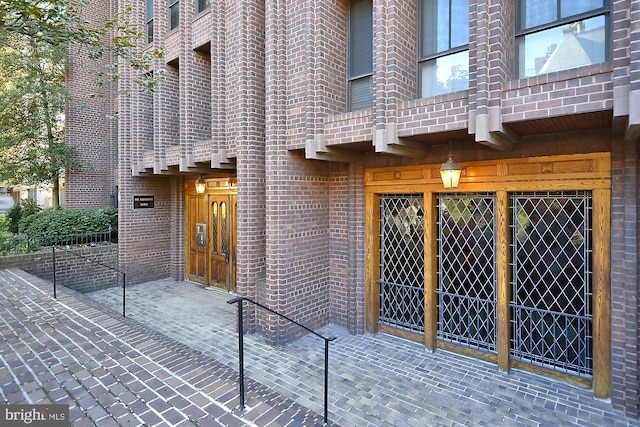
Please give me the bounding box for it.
[510,191,593,377]
[378,194,425,333]
[437,193,497,353]
[377,191,594,378]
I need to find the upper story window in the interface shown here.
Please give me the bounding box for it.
[169,0,179,31]
[419,0,469,98]
[516,0,609,78]
[348,0,373,112]
[197,0,211,14]
[146,0,153,43]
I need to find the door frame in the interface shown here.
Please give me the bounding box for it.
[185,177,237,292]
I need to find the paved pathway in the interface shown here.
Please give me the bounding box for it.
[0,269,329,426]
[2,268,640,426]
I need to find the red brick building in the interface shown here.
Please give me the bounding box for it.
[66,0,640,418]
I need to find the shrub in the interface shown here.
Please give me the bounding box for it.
[0,214,9,239]
[18,207,118,242]
[6,198,41,233]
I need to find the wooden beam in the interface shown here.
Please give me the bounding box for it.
[365,192,380,333]
[423,192,437,351]
[592,188,611,399]
[496,191,511,372]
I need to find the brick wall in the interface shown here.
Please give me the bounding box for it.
[610,138,639,417]
[0,245,118,293]
[65,0,117,209]
[229,0,266,336]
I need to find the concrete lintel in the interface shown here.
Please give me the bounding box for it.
[474,110,515,152]
[305,135,359,163]
[211,150,237,170]
[613,85,630,118]
[626,89,640,141]
[374,125,427,158]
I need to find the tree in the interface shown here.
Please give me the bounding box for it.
[0,0,162,207]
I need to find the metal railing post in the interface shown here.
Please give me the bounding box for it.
[227,296,335,423]
[238,299,245,410]
[52,246,57,299]
[228,297,246,411]
[324,338,329,424]
[122,272,126,317]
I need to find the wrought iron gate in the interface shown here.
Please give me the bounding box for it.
[378,194,425,333]
[378,191,594,377]
[510,191,593,377]
[437,193,497,353]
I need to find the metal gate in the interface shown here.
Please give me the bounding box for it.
[510,191,593,377]
[378,194,425,333]
[378,191,594,377]
[437,193,497,353]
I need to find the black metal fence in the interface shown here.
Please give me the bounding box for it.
[0,227,115,256]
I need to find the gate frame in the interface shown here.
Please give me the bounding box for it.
[365,152,611,398]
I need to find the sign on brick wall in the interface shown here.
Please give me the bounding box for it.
[133,195,155,209]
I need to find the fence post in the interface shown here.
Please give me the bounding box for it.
[238,298,245,410]
[122,272,126,317]
[324,339,329,424]
[52,246,57,299]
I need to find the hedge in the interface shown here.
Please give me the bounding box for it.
[18,207,118,237]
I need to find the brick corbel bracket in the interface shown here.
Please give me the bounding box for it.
[374,124,428,158]
[179,156,216,173]
[210,150,237,170]
[469,106,518,151]
[616,87,640,141]
[305,135,360,163]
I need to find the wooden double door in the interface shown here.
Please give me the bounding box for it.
[185,179,237,292]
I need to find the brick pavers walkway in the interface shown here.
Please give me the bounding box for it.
[2,268,640,426]
[0,269,329,426]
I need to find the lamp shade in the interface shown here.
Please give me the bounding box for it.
[440,156,462,188]
[195,176,206,194]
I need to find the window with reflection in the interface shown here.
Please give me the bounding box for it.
[348,0,373,111]
[221,202,227,254]
[197,0,211,13]
[169,0,179,30]
[212,202,218,253]
[146,0,153,43]
[419,0,469,98]
[516,0,609,78]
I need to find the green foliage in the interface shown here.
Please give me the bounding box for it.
[18,207,117,237]
[5,198,41,233]
[0,0,163,206]
[0,214,9,238]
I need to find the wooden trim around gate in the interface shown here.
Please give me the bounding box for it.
[365,152,611,397]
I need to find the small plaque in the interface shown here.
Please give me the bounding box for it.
[133,195,155,209]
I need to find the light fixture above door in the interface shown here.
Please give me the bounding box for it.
[195,175,206,194]
[440,145,462,189]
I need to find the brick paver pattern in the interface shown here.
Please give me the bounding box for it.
[2,267,640,426]
[0,269,328,426]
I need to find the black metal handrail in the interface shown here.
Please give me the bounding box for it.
[227,296,336,424]
[52,246,126,317]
